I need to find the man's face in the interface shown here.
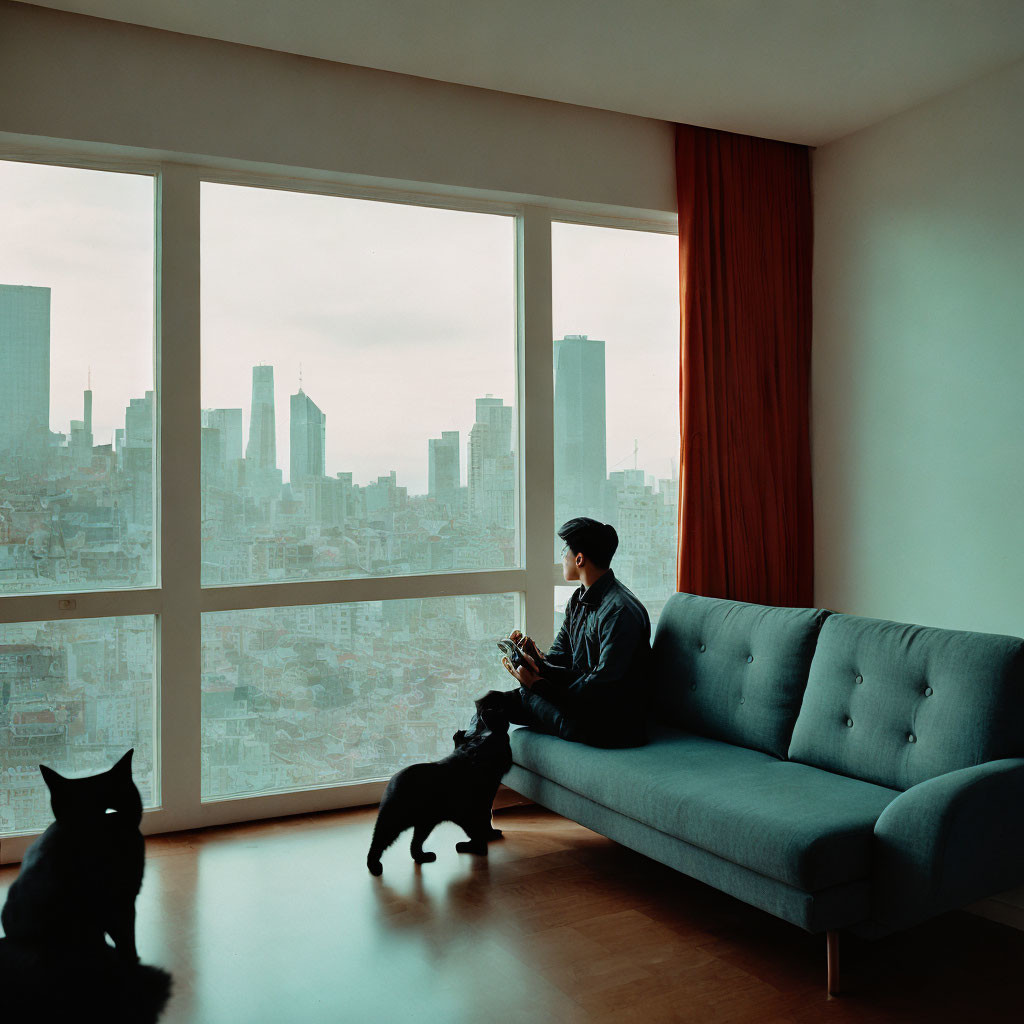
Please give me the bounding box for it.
[561,542,581,583]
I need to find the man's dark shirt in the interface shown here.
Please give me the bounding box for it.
[530,570,652,744]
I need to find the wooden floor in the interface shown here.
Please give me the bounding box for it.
[2,804,1023,1023]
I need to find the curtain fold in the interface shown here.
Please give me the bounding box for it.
[675,124,814,606]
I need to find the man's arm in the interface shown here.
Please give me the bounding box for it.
[531,607,648,713]
[537,614,578,685]
[530,596,581,686]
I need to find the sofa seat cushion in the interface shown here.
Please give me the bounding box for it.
[510,724,898,891]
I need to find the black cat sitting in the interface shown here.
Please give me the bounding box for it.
[367,706,513,875]
[0,749,171,1023]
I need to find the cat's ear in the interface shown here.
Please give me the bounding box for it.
[38,763,64,792]
[113,749,135,775]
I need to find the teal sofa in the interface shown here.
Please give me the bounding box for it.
[505,593,1024,994]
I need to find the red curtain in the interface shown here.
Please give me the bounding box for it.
[675,124,814,607]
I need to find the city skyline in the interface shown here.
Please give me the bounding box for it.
[1,310,672,506]
[0,162,678,497]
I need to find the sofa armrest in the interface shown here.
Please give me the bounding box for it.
[871,757,1024,930]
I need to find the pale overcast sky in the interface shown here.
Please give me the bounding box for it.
[0,161,679,495]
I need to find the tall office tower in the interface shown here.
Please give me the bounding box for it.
[474,395,513,458]
[245,365,277,470]
[124,391,154,448]
[123,391,155,525]
[202,407,244,489]
[468,396,515,527]
[428,430,460,505]
[289,389,326,482]
[70,388,94,466]
[202,408,244,464]
[200,426,224,492]
[554,334,607,524]
[0,284,51,459]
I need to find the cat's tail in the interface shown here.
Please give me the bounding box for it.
[367,801,402,876]
[0,939,172,1023]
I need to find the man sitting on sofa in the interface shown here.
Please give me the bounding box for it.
[477,517,652,748]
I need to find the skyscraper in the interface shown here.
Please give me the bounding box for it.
[0,284,50,458]
[474,395,513,458]
[123,391,155,525]
[246,365,277,470]
[124,391,154,448]
[428,430,460,507]
[244,366,282,500]
[554,334,607,523]
[290,389,326,482]
[202,408,243,465]
[70,387,94,465]
[468,396,515,527]
[201,426,225,492]
[201,407,243,490]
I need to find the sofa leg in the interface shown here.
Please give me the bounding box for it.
[826,930,840,996]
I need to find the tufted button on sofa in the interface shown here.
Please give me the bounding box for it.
[506,592,1024,996]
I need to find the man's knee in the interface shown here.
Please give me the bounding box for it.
[476,688,533,727]
[476,689,515,712]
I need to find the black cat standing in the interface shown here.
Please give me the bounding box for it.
[2,748,145,961]
[367,707,512,875]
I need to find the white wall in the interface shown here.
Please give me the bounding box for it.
[813,57,1024,638]
[0,1,675,215]
[813,55,1024,921]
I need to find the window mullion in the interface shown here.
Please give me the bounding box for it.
[520,207,555,652]
[156,163,202,830]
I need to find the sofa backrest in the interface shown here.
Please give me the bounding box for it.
[788,614,1024,791]
[650,593,830,759]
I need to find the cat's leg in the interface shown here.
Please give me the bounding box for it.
[486,784,504,839]
[106,903,139,963]
[367,802,405,876]
[455,814,494,855]
[410,822,437,864]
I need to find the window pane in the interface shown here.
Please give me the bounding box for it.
[552,222,679,628]
[0,615,158,834]
[0,161,156,595]
[201,594,517,800]
[201,183,518,586]
[554,585,575,636]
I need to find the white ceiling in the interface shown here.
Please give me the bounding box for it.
[21,0,1024,145]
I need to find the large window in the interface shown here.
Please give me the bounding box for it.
[0,161,156,595]
[552,222,679,630]
[202,593,516,800]
[0,616,157,834]
[0,154,677,847]
[201,183,518,586]
[0,161,158,839]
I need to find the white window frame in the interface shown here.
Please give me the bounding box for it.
[0,149,676,863]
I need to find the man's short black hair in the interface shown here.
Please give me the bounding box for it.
[558,517,618,570]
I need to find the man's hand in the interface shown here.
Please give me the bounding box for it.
[509,630,544,663]
[502,649,542,689]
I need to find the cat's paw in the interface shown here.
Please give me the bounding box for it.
[413,851,436,864]
[367,858,383,876]
[456,841,488,855]
[487,828,504,840]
